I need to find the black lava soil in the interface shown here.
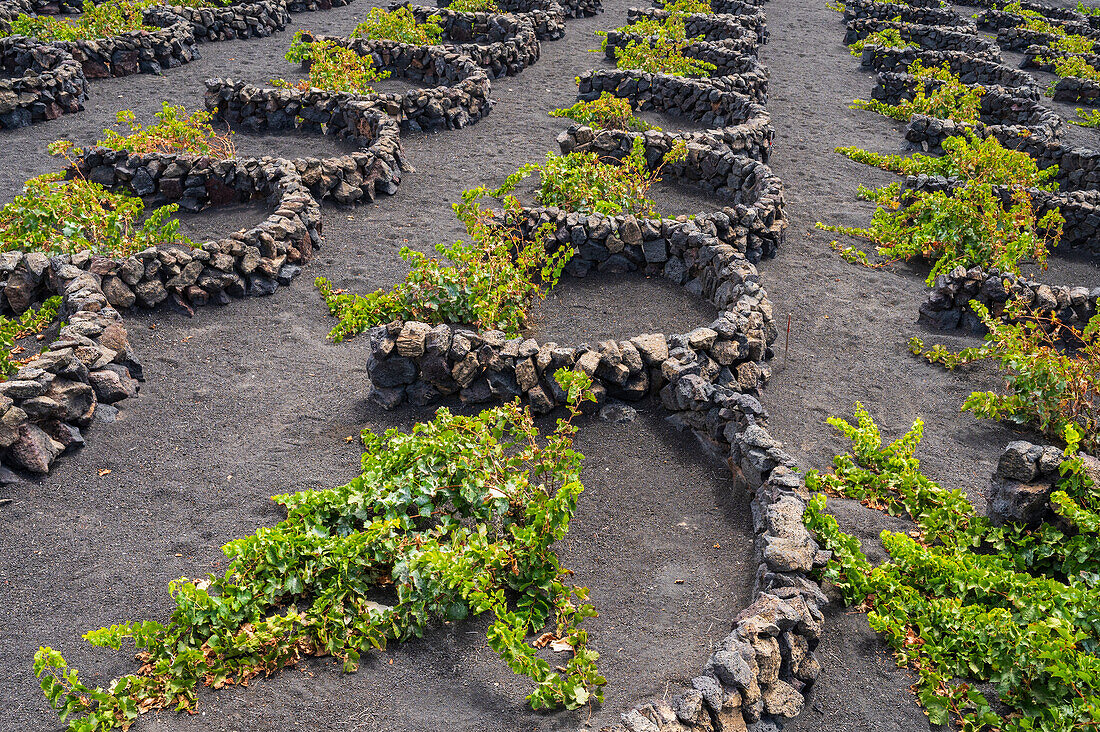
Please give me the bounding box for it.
[0,0,1097,730]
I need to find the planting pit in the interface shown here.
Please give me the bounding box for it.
[526,271,718,343]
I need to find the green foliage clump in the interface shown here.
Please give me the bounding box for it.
[0,171,189,258]
[1015,8,1097,53]
[350,6,443,45]
[549,92,658,132]
[1078,1,1100,16]
[35,370,605,730]
[660,0,713,13]
[1039,53,1100,82]
[276,32,390,93]
[805,405,1100,730]
[913,301,1100,455]
[1052,32,1096,53]
[72,103,235,158]
[317,193,569,341]
[0,296,62,378]
[1070,107,1100,126]
[448,0,500,10]
[10,0,154,40]
[493,136,687,217]
[819,129,1063,284]
[600,15,717,77]
[835,131,1059,191]
[848,27,912,56]
[1005,6,1098,52]
[852,61,984,122]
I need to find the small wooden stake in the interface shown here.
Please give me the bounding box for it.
[784,313,791,366]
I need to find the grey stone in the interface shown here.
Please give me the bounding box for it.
[760,680,803,718]
[631,333,669,364]
[599,402,637,423]
[396,321,432,357]
[7,423,62,474]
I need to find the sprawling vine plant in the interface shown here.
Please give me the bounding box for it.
[56,103,236,158]
[317,191,568,341]
[550,92,659,132]
[847,26,913,56]
[492,137,687,217]
[276,32,390,93]
[36,369,605,730]
[350,6,444,45]
[448,0,500,10]
[11,0,152,40]
[1071,107,1100,126]
[912,300,1100,454]
[0,169,188,257]
[805,404,1100,730]
[820,131,1063,283]
[852,61,984,122]
[600,15,717,77]
[0,296,62,377]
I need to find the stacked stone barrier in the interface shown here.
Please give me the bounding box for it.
[577,67,771,135]
[0,34,87,128]
[386,3,543,77]
[557,127,783,257]
[1023,44,1100,74]
[55,19,198,78]
[0,254,142,475]
[844,18,1001,59]
[995,24,1076,52]
[207,33,494,133]
[976,8,1097,37]
[899,166,1100,255]
[396,0,564,42]
[0,151,330,474]
[844,0,973,30]
[902,85,1064,148]
[987,440,1100,526]
[919,264,1100,333]
[859,45,1041,97]
[873,66,1052,110]
[954,0,1083,19]
[627,6,768,45]
[603,24,760,61]
[445,0,598,19]
[142,1,290,43]
[0,0,364,130]
[1052,74,1100,105]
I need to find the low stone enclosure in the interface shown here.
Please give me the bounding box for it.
[627,6,769,44]
[204,2,573,134]
[0,151,330,474]
[859,45,1041,97]
[207,41,493,133]
[836,3,1100,258]
[872,71,1058,128]
[602,22,760,61]
[843,0,972,30]
[576,68,773,151]
[0,0,378,129]
[0,34,87,128]
[558,126,783,240]
[844,17,1001,59]
[919,265,1100,334]
[990,440,1100,527]
[975,7,1098,37]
